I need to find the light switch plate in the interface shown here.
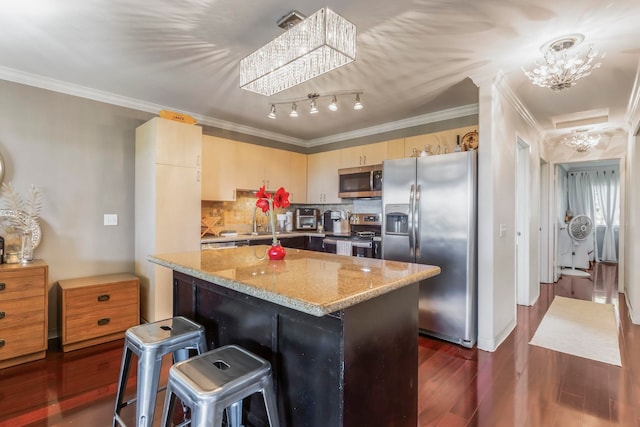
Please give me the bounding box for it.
[104,214,118,226]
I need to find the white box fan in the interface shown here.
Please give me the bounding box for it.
[561,214,594,278]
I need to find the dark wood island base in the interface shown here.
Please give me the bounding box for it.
[173,271,419,427]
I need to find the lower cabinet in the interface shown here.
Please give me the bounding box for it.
[249,236,306,249]
[58,273,140,352]
[0,261,48,369]
[306,236,325,252]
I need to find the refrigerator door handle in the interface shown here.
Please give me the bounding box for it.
[409,184,415,256]
[415,184,421,258]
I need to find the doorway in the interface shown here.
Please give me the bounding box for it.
[554,159,621,280]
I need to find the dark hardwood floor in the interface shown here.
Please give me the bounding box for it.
[1,262,637,426]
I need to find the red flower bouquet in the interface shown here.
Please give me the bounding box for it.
[256,186,290,259]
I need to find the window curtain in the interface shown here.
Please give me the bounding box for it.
[567,172,597,261]
[591,170,619,262]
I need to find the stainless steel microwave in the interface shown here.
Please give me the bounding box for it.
[338,164,383,198]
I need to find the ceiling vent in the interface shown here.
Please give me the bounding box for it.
[552,108,609,129]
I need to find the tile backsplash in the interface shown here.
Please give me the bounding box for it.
[201,191,381,237]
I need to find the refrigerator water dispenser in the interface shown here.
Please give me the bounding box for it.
[384,204,409,235]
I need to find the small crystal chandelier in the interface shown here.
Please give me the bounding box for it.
[561,130,601,152]
[522,34,604,91]
[240,8,357,96]
[266,91,363,119]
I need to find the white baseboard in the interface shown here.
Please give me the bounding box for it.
[477,317,517,352]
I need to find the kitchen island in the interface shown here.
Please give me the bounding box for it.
[149,247,440,427]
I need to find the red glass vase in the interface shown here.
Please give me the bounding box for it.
[268,242,286,260]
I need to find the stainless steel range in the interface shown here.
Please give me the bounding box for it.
[323,213,382,258]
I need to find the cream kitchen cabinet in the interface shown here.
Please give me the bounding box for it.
[404,126,476,157]
[386,138,406,160]
[339,141,387,168]
[202,135,238,201]
[288,152,307,203]
[307,150,341,204]
[135,117,202,322]
[235,143,289,191]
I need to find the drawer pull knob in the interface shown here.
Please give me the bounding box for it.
[97,318,110,326]
[97,294,110,302]
[0,339,4,348]
[0,312,4,320]
[0,283,5,291]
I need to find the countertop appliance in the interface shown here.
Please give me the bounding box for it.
[382,151,477,348]
[323,213,382,258]
[295,208,318,230]
[338,164,383,198]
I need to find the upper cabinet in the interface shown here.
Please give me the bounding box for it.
[202,138,307,201]
[404,126,477,157]
[288,152,307,203]
[307,150,341,204]
[386,138,405,160]
[235,144,289,191]
[339,141,387,168]
[153,118,202,168]
[202,135,238,201]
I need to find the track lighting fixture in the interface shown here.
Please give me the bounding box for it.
[266,91,363,119]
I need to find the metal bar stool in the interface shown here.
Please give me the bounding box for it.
[113,316,208,427]
[160,344,280,427]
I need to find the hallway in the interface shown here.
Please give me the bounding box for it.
[418,262,639,426]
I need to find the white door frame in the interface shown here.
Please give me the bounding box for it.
[516,137,531,305]
[539,160,553,283]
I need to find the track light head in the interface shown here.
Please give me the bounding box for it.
[329,95,338,111]
[268,104,276,119]
[290,103,299,118]
[353,93,363,110]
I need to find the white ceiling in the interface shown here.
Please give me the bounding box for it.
[1,0,639,147]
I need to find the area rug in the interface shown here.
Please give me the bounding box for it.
[529,296,621,366]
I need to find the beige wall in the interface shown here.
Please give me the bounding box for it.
[0,80,154,336]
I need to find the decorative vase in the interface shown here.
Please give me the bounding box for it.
[20,231,33,263]
[268,242,286,260]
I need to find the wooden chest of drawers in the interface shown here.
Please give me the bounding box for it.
[0,261,48,369]
[58,273,139,352]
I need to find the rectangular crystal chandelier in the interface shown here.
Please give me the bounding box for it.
[240,8,357,96]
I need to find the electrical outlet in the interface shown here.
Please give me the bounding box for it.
[104,214,118,226]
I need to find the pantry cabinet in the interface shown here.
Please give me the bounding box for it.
[307,150,341,204]
[135,117,202,322]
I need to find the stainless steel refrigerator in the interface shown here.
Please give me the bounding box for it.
[382,151,477,347]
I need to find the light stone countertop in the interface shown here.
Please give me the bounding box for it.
[149,247,440,317]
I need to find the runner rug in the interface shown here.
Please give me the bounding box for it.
[529,296,621,366]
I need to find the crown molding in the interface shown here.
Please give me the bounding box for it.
[0,66,308,146]
[305,104,479,147]
[0,66,478,148]
[626,57,640,135]
[494,71,543,138]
